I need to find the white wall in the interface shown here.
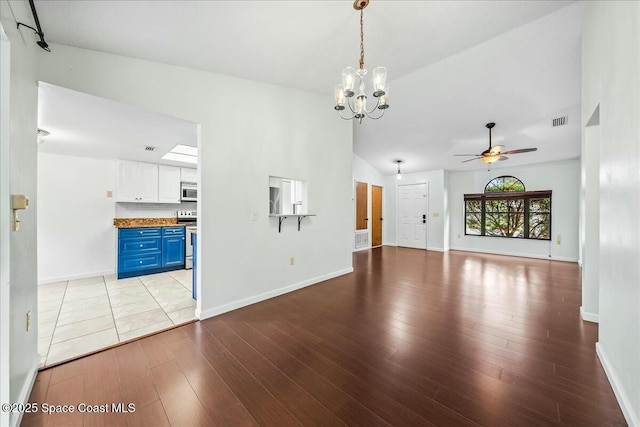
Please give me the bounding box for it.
[383,169,447,251]
[582,2,640,425]
[38,44,354,319]
[448,160,580,262]
[581,123,600,321]
[352,154,385,249]
[0,4,40,426]
[37,153,117,282]
[115,201,197,218]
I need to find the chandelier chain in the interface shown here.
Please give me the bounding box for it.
[359,9,365,69]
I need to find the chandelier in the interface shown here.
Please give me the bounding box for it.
[334,0,389,123]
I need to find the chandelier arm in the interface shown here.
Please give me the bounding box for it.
[339,109,358,120]
[365,96,380,115]
[345,97,357,114]
[364,108,386,120]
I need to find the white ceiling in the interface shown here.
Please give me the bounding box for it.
[31,0,583,174]
[38,82,198,166]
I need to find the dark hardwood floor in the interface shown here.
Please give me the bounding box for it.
[22,247,626,426]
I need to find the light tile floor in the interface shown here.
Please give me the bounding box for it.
[38,269,196,367]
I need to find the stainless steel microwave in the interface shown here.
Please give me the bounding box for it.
[181,182,197,202]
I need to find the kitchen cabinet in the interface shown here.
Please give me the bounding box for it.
[117,226,185,278]
[181,167,197,184]
[158,165,181,204]
[116,160,159,203]
[161,227,185,267]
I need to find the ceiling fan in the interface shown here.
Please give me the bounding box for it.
[455,122,537,164]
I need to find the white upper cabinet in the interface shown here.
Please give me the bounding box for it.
[116,160,159,203]
[180,167,197,184]
[138,162,159,202]
[116,160,138,202]
[158,165,181,204]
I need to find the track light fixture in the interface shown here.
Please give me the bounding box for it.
[17,0,51,52]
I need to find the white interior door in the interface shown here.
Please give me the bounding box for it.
[398,183,427,249]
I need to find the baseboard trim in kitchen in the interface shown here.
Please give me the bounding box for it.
[38,319,197,372]
[199,267,355,320]
[38,270,115,285]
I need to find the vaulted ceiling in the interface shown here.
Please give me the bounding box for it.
[30,0,583,174]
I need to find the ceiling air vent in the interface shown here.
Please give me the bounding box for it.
[552,116,568,127]
[144,146,156,152]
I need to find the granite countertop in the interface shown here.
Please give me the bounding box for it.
[113,218,186,228]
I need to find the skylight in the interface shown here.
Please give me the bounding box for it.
[161,144,197,164]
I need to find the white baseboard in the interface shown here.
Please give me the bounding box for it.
[199,267,354,320]
[38,269,115,285]
[427,247,445,252]
[580,306,599,323]
[352,246,370,252]
[10,354,39,427]
[382,241,397,247]
[596,343,640,427]
[450,247,578,263]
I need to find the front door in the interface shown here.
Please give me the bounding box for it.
[372,185,383,247]
[398,183,427,249]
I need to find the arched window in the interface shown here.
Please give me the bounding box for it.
[484,175,525,193]
[464,176,551,240]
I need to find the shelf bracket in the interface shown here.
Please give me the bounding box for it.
[278,216,287,233]
[297,215,307,231]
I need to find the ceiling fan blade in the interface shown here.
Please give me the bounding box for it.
[454,154,481,157]
[498,156,509,161]
[501,148,538,155]
[461,157,482,163]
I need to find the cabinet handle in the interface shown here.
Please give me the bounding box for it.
[140,244,143,247]
[139,261,143,264]
[139,231,143,234]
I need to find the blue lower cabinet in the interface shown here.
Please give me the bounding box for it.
[162,235,185,267]
[118,226,186,279]
[119,253,162,272]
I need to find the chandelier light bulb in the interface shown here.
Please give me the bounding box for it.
[372,67,387,95]
[334,85,346,110]
[396,160,403,180]
[342,67,356,97]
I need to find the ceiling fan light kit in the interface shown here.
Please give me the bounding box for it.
[334,0,389,123]
[455,122,537,164]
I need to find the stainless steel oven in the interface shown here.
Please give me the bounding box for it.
[181,182,197,202]
[185,226,197,269]
[177,210,197,269]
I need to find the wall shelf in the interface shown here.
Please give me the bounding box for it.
[269,214,316,232]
